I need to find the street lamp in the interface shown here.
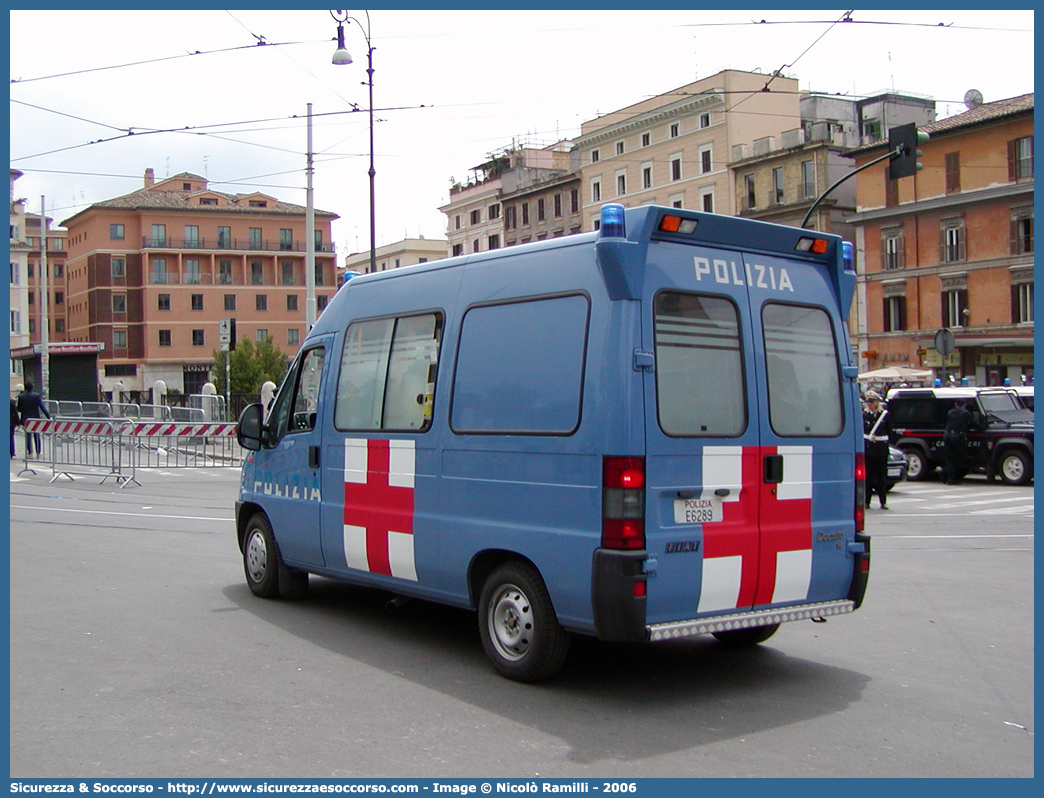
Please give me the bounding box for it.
[331,9,376,275]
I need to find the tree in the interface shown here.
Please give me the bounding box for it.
[211,336,290,396]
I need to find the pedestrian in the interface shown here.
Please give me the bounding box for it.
[10,396,21,458]
[943,398,974,485]
[16,381,51,457]
[862,390,891,509]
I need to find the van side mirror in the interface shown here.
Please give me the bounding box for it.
[237,403,265,451]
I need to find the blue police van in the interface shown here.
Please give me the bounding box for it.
[235,204,870,681]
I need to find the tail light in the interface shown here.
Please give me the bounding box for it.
[854,453,866,533]
[602,456,645,550]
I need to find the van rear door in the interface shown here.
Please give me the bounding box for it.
[641,215,856,625]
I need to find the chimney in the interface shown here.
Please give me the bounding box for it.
[144,168,155,188]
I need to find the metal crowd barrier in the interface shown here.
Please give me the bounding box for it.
[18,418,243,487]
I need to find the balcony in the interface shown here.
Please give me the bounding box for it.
[141,237,336,254]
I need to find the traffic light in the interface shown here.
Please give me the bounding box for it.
[228,317,236,351]
[888,123,930,180]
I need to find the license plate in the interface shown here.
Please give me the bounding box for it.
[888,467,902,477]
[674,496,723,524]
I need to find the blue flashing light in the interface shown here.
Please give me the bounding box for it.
[842,241,854,271]
[961,377,969,386]
[600,204,626,238]
[1003,378,1011,386]
[934,379,942,387]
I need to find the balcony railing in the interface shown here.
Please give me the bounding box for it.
[141,236,336,254]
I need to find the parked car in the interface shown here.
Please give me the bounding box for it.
[886,387,1034,485]
[886,445,908,491]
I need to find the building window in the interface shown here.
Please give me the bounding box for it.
[1012,282,1034,323]
[250,261,264,285]
[452,244,464,257]
[53,291,64,305]
[615,141,624,156]
[553,194,562,217]
[882,228,905,270]
[150,224,166,246]
[54,319,64,333]
[669,123,680,138]
[200,198,217,206]
[700,113,711,129]
[112,294,126,314]
[745,175,756,210]
[1011,206,1034,255]
[700,147,712,174]
[503,206,516,230]
[112,330,128,349]
[537,198,546,221]
[219,260,233,285]
[317,295,329,311]
[111,258,126,277]
[184,225,200,247]
[217,226,231,248]
[521,202,530,225]
[158,294,170,311]
[159,330,172,347]
[1008,136,1034,180]
[286,294,298,312]
[616,172,626,197]
[151,258,168,284]
[10,310,20,334]
[942,289,968,328]
[591,180,601,204]
[185,259,201,284]
[191,294,204,311]
[801,160,815,199]
[940,218,966,263]
[9,262,18,286]
[570,189,579,214]
[641,132,651,147]
[248,200,267,208]
[470,209,481,225]
[192,329,205,346]
[454,215,461,231]
[287,328,300,346]
[488,234,500,250]
[256,294,268,311]
[281,260,295,286]
[280,229,293,251]
[248,228,263,249]
[701,189,714,214]
[670,155,682,182]
[945,152,961,194]
[314,263,325,286]
[224,294,236,311]
[642,164,653,190]
[110,224,125,241]
[591,149,600,163]
[772,167,784,204]
[488,203,500,220]
[884,296,906,332]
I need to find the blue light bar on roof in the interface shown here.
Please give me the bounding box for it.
[600,204,626,238]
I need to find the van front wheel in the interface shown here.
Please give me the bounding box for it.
[243,513,309,599]
[478,562,571,682]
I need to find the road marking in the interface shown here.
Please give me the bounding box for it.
[9,504,231,522]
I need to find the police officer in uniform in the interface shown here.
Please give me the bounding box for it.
[943,398,973,485]
[862,391,891,509]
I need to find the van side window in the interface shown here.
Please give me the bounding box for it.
[335,312,441,431]
[267,346,325,444]
[451,294,589,434]
[654,291,746,437]
[763,303,843,437]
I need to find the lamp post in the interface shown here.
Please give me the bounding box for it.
[331,9,376,275]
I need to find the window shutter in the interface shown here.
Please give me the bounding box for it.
[1011,284,1019,323]
[939,226,946,262]
[898,296,907,331]
[1008,139,1017,181]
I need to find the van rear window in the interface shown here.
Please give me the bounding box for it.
[654,292,746,437]
[763,302,843,437]
[451,294,589,435]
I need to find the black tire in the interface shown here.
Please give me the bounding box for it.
[477,562,571,682]
[712,622,780,647]
[902,447,931,481]
[997,448,1032,486]
[242,513,309,599]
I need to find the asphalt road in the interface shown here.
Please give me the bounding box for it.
[8,457,1034,778]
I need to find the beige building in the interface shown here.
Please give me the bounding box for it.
[343,237,448,276]
[573,70,802,228]
[60,169,338,397]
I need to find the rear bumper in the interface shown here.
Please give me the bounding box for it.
[648,599,855,642]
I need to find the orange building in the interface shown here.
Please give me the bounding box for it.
[60,169,338,397]
[847,94,1034,386]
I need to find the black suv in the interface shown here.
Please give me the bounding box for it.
[886,387,1034,485]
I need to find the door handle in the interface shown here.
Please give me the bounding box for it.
[308,445,320,469]
[764,454,784,484]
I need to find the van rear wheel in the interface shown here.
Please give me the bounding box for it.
[478,562,571,682]
[712,623,780,647]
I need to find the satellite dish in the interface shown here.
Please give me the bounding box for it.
[964,89,984,110]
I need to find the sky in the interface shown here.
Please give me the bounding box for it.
[8,8,1035,258]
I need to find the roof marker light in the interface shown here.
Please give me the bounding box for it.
[796,236,829,255]
[600,204,626,238]
[842,241,854,271]
[659,215,699,235]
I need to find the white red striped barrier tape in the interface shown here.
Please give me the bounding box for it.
[23,419,238,437]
